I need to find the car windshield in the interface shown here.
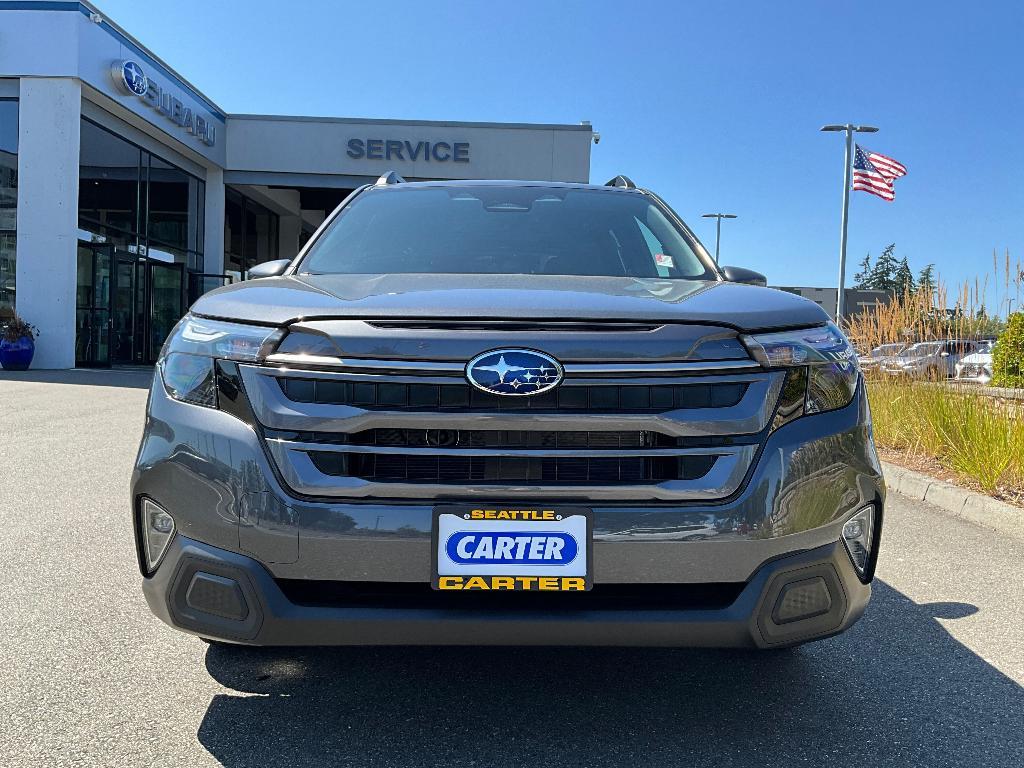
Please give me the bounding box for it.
[871,343,904,357]
[299,186,716,280]
[902,342,941,357]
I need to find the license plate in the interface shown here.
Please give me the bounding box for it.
[432,506,592,591]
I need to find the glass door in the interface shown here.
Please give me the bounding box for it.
[75,243,113,367]
[111,255,142,364]
[146,261,184,363]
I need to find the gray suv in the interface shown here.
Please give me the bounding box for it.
[133,175,883,649]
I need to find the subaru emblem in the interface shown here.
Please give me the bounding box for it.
[115,60,148,96]
[466,349,564,396]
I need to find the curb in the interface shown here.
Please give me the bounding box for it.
[881,460,1023,542]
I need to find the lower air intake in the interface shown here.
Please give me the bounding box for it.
[308,452,717,485]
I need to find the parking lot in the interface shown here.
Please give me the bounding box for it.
[2,369,1022,768]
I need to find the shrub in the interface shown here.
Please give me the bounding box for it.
[991,312,1024,388]
[0,312,37,343]
[866,378,1024,494]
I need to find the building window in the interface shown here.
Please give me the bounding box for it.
[78,118,204,270]
[224,188,278,281]
[76,117,206,365]
[147,154,205,270]
[0,99,18,322]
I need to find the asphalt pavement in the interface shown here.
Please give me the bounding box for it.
[1,368,1022,767]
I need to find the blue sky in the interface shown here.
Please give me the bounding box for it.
[97,0,1022,300]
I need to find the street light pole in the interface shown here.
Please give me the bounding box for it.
[820,123,878,322]
[701,213,737,264]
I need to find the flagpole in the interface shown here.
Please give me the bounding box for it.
[836,129,853,322]
[821,123,878,323]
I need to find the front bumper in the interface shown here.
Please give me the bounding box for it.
[143,534,871,648]
[133,374,884,585]
[955,367,992,384]
[134,367,883,647]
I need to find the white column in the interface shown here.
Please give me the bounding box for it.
[203,166,225,274]
[15,77,81,369]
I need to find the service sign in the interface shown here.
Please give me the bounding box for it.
[432,506,592,591]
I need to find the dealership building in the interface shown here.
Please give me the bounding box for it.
[0,1,595,369]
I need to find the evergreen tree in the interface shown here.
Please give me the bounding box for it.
[918,263,936,297]
[893,256,916,294]
[868,243,899,293]
[853,254,872,288]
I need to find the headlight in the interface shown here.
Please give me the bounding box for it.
[741,323,859,416]
[157,316,283,408]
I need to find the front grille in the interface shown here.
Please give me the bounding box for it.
[243,355,779,501]
[277,377,748,412]
[308,452,717,484]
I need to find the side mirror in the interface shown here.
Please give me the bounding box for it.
[940,351,950,357]
[246,259,292,279]
[720,265,767,287]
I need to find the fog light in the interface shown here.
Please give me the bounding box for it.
[141,498,175,572]
[841,506,874,577]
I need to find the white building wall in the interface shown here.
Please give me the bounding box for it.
[226,116,594,183]
[15,77,81,369]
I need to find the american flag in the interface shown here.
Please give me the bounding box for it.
[852,145,907,201]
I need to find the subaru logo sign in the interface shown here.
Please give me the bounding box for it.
[118,60,148,96]
[466,349,564,396]
[110,60,216,147]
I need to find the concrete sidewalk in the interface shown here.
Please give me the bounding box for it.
[882,460,1023,542]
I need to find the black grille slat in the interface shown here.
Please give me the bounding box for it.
[278,378,747,413]
[277,428,674,449]
[308,452,717,485]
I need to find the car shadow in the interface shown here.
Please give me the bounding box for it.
[0,367,153,389]
[196,581,1022,767]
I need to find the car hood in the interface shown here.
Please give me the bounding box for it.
[191,273,829,332]
[959,352,993,364]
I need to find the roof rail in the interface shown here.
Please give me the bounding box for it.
[375,171,407,186]
[604,175,637,190]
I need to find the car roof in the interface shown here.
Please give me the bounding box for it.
[908,339,981,346]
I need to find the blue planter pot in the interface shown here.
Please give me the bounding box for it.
[0,335,35,370]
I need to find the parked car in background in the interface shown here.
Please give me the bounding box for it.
[955,339,997,384]
[859,342,907,372]
[882,339,978,380]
